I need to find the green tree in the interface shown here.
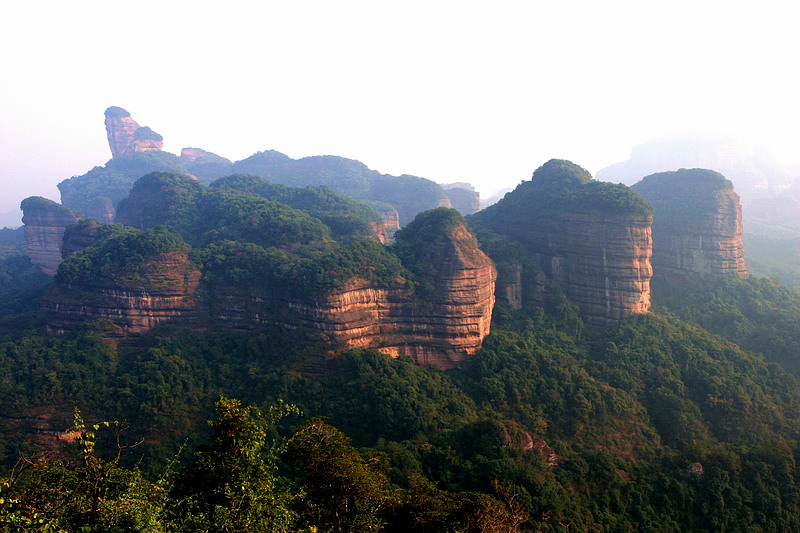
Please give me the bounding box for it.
[170,397,298,532]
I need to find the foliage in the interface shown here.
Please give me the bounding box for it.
[392,207,465,298]
[170,397,298,532]
[57,151,188,217]
[474,159,652,231]
[211,174,384,241]
[196,238,405,298]
[56,226,190,287]
[652,274,800,377]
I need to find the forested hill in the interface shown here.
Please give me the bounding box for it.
[55,106,461,227]
[5,269,800,529]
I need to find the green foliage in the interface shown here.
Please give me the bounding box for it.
[745,233,800,289]
[211,174,384,241]
[56,226,190,287]
[474,159,652,231]
[633,168,735,222]
[653,274,800,377]
[231,152,449,225]
[58,151,188,217]
[170,397,298,532]
[285,418,391,532]
[196,238,405,298]
[392,207,465,298]
[116,172,332,249]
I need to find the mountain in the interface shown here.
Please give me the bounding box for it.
[471,159,653,326]
[596,134,798,202]
[632,168,748,283]
[42,172,496,369]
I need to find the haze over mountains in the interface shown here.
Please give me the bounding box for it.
[9,105,800,530]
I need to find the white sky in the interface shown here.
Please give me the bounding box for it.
[2,1,799,223]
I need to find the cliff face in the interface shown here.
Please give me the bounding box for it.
[632,169,747,282]
[472,159,653,326]
[42,251,203,334]
[104,106,163,158]
[43,218,495,369]
[527,211,652,325]
[206,222,495,369]
[20,197,81,276]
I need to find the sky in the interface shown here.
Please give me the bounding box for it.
[2,1,799,225]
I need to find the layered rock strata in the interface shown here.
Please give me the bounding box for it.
[208,222,496,369]
[43,221,496,369]
[104,106,163,158]
[472,159,653,326]
[20,197,81,276]
[42,252,203,334]
[632,168,748,282]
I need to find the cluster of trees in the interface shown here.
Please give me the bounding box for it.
[4,278,800,529]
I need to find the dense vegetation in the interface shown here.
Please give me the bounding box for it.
[473,159,652,231]
[9,156,800,529]
[58,152,189,219]
[230,152,449,225]
[210,174,384,242]
[4,269,800,530]
[632,168,735,222]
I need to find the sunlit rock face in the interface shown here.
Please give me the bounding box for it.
[20,197,80,276]
[472,159,653,326]
[42,251,204,335]
[208,222,496,369]
[633,169,748,282]
[43,219,495,370]
[104,106,163,158]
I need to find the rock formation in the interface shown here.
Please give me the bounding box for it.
[472,159,653,326]
[43,251,203,334]
[443,183,480,215]
[42,211,495,369]
[201,216,495,368]
[20,197,80,276]
[104,106,163,158]
[632,168,748,282]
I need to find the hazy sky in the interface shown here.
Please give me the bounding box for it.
[2,1,798,224]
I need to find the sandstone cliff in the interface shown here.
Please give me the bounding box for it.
[632,168,748,282]
[104,106,164,158]
[43,251,203,334]
[43,210,495,369]
[472,159,653,326]
[20,197,81,276]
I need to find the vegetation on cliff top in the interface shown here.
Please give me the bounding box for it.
[210,174,383,241]
[632,168,737,221]
[474,159,653,228]
[634,168,734,195]
[56,226,191,286]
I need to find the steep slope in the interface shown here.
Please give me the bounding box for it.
[632,168,747,282]
[472,159,653,326]
[20,197,81,276]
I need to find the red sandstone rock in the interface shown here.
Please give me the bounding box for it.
[633,168,748,282]
[20,197,81,276]
[104,106,163,158]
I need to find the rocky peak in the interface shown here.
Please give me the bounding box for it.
[632,168,748,282]
[104,106,163,158]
